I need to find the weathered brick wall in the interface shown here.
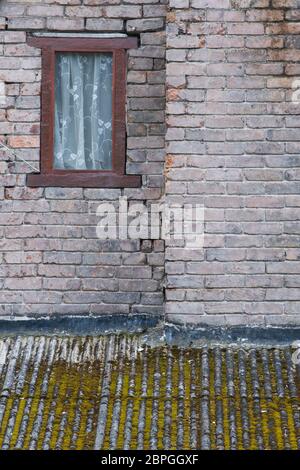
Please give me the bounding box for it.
[166,0,300,327]
[1,0,300,328]
[0,0,166,319]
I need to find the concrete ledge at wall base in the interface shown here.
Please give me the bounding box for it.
[0,315,299,347]
[0,314,162,337]
[165,323,300,347]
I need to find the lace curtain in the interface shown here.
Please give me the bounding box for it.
[54,52,113,170]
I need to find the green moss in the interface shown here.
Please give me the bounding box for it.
[268,352,284,450]
[279,350,298,450]
[1,337,299,451]
[116,356,130,450]
[221,350,231,450]
[182,350,190,450]
[129,350,143,450]
[143,348,156,449]
[170,348,179,449]
[209,350,217,450]
[157,349,167,450]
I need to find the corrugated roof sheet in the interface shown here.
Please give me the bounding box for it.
[0,335,299,450]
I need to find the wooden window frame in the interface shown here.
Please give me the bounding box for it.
[26,36,141,188]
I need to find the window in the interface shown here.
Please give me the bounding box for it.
[54,52,113,171]
[27,36,141,188]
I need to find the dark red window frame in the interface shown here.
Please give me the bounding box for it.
[26,36,141,188]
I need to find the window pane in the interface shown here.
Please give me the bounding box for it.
[54,52,113,170]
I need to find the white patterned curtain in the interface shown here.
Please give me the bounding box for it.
[54,52,113,170]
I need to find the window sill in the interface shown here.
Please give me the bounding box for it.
[27,173,141,188]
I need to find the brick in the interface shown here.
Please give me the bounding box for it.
[27,5,64,16]
[0,70,39,83]
[38,265,75,277]
[227,22,265,35]
[81,279,118,291]
[191,0,230,7]
[127,19,164,33]
[86,19,124,31]
[8,136,39,148]
[104,6,142,18]
[7,18,46,30]
[45,188,83,199]
[65,6,102,17]
[5,278,42,290]
[43,279,81,291]
[43,252,81,265]
[47,18,84,30]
